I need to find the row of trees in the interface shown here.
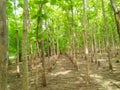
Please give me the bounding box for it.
[0,0,120,90]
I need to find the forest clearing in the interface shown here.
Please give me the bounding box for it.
[0,0,120,90]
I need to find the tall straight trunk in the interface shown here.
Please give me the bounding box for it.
[111,33,116,57]
[35,4,42,89]
[82,0,90,84]
[56,38,59,56]
[29,41,33,69]
[93,26,97,63]
[110,0,120,39]
[16,29,20,76]
[101,0,113,71]
[46,20,52,71]
[71,0,76,59]
[89,17,97,63]
[51,20,56,56]
[22,0,29,89]
[40,39,46,86]
[0,0,7,90]
[35,42,39,90]
[112,34,115,49]
[71,0,75,59]
[52,38,55,55]
[38,4,47,87]
[14,0,20,78]
[56,22,60,56]
[66,9,72,56]
[91,26,96,63]
[111,23,116,50]
[70,0,78,70]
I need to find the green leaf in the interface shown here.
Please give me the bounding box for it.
[34,0,41,4]
[41,0,49,5]
[50,0,56,5]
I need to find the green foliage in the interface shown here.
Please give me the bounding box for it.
[7,0,120,56]
[50,0,56,5]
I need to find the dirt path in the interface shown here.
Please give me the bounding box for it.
[39,55,102,90]
[39,55,120,90]
[41,55,87,90]
[8,55,120,90]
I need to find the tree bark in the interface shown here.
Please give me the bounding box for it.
[83,0,90,85]
[110,0,120,39]
[70,0,79,70]
[22,0,29,89]
[40,39,46,87]
[35,4,42,89]
[38,4,47,87]
[0,0,8,90]
[14,0,20,78]
[101,0,113,71]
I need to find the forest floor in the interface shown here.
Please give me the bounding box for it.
[8,53,120,90]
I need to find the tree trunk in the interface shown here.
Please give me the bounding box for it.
[101,0,113,71]
[38,4,47,87]
[93,27,97,63]
[45,20,52,71]
[65,9,72,56]
[14,0,20,78]
[91,28,96,63]
[22,0,29,89]
[83,0,90,85]
[0,0,8,90]
[35,42,39,90]
[110,0,120,39]
[29,41,33,69]
[56,38,59,56]
[40,39,47,87]
[35,4,42,89]
[70,0,79,70]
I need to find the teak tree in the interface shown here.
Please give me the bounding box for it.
[0,0,7,90]
[38,3,47,87]
[82,0,90,85]
[22,0,29,90]
[110,0,120,39]
[3,0,120,89]
[14,0,20,78]
[101,0,113,71]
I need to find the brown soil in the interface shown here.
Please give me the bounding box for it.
[8,54,120,90]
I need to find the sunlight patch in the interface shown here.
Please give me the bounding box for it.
[90,74,103,79]
[97,59,106,61]
[51,70,72,76]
